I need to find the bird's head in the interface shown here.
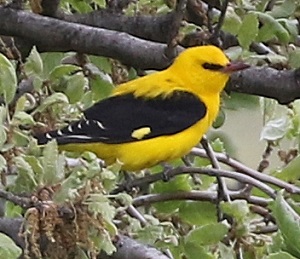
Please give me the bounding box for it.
[169,45,249,96]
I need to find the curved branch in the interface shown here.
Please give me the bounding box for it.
[190,147,300,194]
[113,166,277,198]
[133,191,271,207]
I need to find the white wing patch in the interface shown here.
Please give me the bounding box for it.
[46,133,53,139]
[95,120,105,129]
[64,135,92,140]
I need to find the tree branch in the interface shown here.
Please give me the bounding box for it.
[133,191,271,208]
[0,7,179,69]
[61,9,180,44]
[227,67,300,104]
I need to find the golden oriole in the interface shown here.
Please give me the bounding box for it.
[36,46,249,171]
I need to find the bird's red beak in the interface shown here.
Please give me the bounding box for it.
[221,62,250,73]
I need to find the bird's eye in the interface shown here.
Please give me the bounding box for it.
[202,63,224,71]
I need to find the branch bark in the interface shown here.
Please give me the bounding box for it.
[0,7,179,69]
[228,67,300,104]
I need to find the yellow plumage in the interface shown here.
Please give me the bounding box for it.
[37,46,249,171]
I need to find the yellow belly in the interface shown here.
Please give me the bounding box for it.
[60,117,210,171]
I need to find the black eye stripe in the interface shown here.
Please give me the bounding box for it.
[202,63,224,71]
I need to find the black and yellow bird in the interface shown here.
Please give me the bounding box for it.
[36,46,249,171]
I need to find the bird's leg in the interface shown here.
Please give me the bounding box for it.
[120,170,136,192]
[161,163,174,182]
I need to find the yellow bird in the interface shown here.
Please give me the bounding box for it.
[36,46,249,171]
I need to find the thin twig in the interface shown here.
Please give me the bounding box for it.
[191,147,300,194]
[0,189,31,208]
[251,225,278,234]
[164,0,187,60]
[133,191,271,208]
[113,166,277,198]
[209,0,229,45]
[126,205,147,227]
[200,137,231,222]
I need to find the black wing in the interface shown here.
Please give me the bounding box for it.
[36,91,207,145]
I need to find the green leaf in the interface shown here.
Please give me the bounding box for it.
[49,64,81,81]
[92,231,116,255]
[255,12,290,43]
[13,156,37,192]
[64,73,86,103]
[41,52,65,78]
[42,140,64,184]
[32,92,69,114]
[185,223,228,246]
[258,22,278,42]
[269,0,296,18]
[89,56,112,74]
[184,244,214,259]
[179,201,217,226]
[289,48,300,68]
[24,156,44,181]
[266,252,297,259]
[0,154,7,172]
[211,138,226,153]
[219,242,235,259]
[93,0,106,8]
[4,201,22,218]
[238,13,259,49]
[0,125,7,150]
[272,192,300,258]
[24,46,43,76]
[0,233,22,258]
[152,175,191,213]
[222,7,242,35]
[221,200,249,223]
[0,53,17,103]
[53,171,84,202]
[212,109,225,129]
[90,75,114,102]
[12,111,35,126]
[114,193,132,207]
[137,225,164,244]
[86,194,116,222]
[221,200,249,237]
[278,19,298,41]
[12,130,29,147]
[67,0,93,13]
[260,117,290,141]
[274,155,300,182]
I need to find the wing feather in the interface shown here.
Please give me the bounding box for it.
[36,91,207,145]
